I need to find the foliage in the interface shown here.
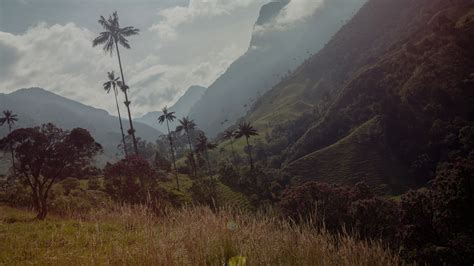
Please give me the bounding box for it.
[0,124,102,219]
[104,155,158,203]
[60,177,80,195]
[399,151,474,264]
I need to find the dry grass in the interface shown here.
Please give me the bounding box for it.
[0,205,400,265]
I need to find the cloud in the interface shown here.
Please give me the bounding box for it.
[0,1,265,118]
[0,22,244,117]
[149,0,261,41]
[254,0,326,34]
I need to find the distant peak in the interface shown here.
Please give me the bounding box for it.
[13,87,50,94]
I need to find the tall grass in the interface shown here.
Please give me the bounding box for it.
[0,205,400,265]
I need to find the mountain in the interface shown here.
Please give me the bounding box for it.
[0,88,162,162]
[189,0,367,137]
[246,0,474,193]
[136,85,206,132]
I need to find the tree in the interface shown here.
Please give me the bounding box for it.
[93,11,140,155]
[158,106,180,191]
[0,124,102,219]
[221,130,237,164]
[103,71,128,157]
[176,117,197,177]
[104,155,157,203]
[195,133,217,179]
[235,122,259,169]
[0,110,19,175]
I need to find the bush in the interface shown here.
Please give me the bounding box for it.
[50,189,111,217]
[87,177,101,190]
[104,155,158,203]
[61,177,80,194]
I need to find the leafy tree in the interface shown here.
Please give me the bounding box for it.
[0,110,18,175]
[221,130,237,164]
[195,133,217,179]
[158,106,180,190]
[104,155,158,203]
[103,71,128,157]
[93,11,140,155]
[235,122,258,169]
[176,117,197,177]
[0,124,102,219]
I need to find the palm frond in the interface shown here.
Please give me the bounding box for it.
[118,35,130,49]
[120,26,140,36]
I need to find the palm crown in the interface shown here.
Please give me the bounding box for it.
[103,71,120,93]
[158,106,176,124]
[235,122,258,139]
[92,11,140,55]
[222,130,235,141]
[176,117,196,134]
[0,110,18,128]
[195,134,217,153]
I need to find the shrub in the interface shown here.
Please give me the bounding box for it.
[104,155,158,203]
[60,177,80,194]
[87,177,101,190]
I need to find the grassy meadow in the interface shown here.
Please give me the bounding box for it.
[0,205,400,265]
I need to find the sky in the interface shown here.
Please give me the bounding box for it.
[0,0,267,116]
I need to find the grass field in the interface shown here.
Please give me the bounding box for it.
[0,205,400,265]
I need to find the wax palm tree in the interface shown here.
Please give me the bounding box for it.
[195,133,217,178]
[93,11,140,155]
[221,129,237,164]
[103,71,128,157]
[0,110,18,175]
[158,106,180,191]
[235,121,258,169]
[176,117,197,177]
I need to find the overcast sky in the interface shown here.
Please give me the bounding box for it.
[0,0,268,116]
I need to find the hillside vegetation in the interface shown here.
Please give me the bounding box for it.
[247,0,474,192]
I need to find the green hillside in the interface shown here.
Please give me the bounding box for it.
[245,0,474,191]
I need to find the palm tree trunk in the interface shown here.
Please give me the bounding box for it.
[186,132,197,177]
[245,136,254,170]
[114,88,128,157]
[8,124,16,176]
[229,139,237,164]
[114,40,139,155]
[166,120,180,191]
[205,149,212,178]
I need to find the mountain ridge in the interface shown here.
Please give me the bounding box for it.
[0,87,163,162]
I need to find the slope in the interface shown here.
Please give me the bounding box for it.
[249,0,474,192]
[189,0,367,137]
[0,87,162,161]
[136,85,206,132]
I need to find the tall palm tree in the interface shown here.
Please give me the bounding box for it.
[103,71,128,157]
[235,121,258,170]
[195,133,217,178]
[222,130,237,164]
[158,106,180,191]
[93,11,140,155]
[176,117,197,177]
[0,110,18,175]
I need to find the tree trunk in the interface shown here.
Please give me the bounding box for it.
[166,120,180,191]
[115,40,139,155]
[230,139,237,165]
[8,124,16,175]
[246,136,254,170]
[186,132,197,177]
[205,149,212,179]
[114,87,128,157]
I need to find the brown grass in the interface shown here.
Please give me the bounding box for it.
[0,205,401,265]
